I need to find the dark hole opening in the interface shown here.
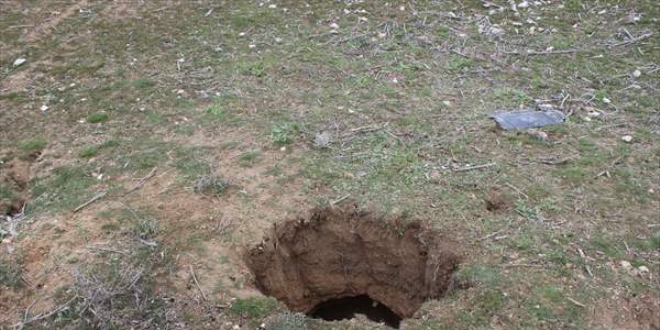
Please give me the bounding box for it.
[308,295,402,328]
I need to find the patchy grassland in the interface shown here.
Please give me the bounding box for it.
[0,1,658,329]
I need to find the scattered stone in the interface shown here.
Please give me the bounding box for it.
[428,170,441,184]
[268,4,276,8]
[314,132,332,148]
[632,69,642,78]
[620,260,634,273]
[536,103,555,111]
[621,135,633,143]
[527,129,548,141]
[329,22,339,29]
[40,104,49,112]
[586,109,602,119]
[13,57,26,67]
[518,1,530,9]
[637,266,650,278]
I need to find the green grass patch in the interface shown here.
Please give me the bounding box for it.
[238,150,260,167]
[230,297,279,319]
[87,112,108,123]
[270,122,300,146]
[18,139,46,152]
[78,146,99,158]
[30,166,97,212]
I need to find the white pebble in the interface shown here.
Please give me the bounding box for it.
[40,104,49,112]
[621,135,633,143]
[329,22,339,29]
[13,57,26,67]
[632,69,641,78]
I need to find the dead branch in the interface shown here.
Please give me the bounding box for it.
[505,49,578,56]
[73,191,107,213]
[125,167,157,194]
[189,265,207,301]
[610,32,654,47]
[567,297,586,308]
[17,296,78,328]
[453,162,496,172]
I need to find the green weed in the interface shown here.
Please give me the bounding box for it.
[87,112,108,123]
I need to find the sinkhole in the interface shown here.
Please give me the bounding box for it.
[246,205,462,328]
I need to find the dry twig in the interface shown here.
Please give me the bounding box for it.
[189,265,207,301]
[73,191,107,213]
[453,162,496,172]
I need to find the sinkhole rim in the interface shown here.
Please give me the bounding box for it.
[246,204,463,326]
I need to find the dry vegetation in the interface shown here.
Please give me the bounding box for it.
[1,0,658,329]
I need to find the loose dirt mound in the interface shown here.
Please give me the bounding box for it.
[246,205,461,324]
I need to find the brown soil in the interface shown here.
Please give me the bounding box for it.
[246,204,462,321]
[0,152,33,216]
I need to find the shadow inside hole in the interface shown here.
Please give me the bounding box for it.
[308,295,402,328]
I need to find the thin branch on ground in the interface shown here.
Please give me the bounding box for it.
[189,265,207,301]
[73,191,107,213]
[453,162,496,172]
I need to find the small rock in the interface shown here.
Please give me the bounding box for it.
[40,104,49,112]
[621,135,633,143]
[314,132,332,148]
[527,129,548,141]
[637,266,650,278]
[428,170,441,184]
[259,323,266,329]
[232,325,240,330]
[280,146,286,152]
[329,22,339,29]
[267,4,276,8]
[586,109,602,118]
[620,260,633,272]
[358,16,368,23]
[442,100,452,107]
[536,103,554,111]
[13,57,27,67]
[602,97,611,104]
[632,69,642,78]
[518,1,529,8]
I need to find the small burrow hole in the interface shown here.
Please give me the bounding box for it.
[310,294,402,328]
[246,205,462,328]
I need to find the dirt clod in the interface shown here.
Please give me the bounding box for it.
[246,205,461,324]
